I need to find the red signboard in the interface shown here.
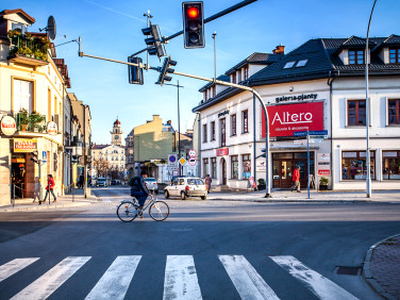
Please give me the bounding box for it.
[318,170,331,176]
[216,148,229,156]
[262,102,324,137]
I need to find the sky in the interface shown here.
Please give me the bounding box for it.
[2,0,400,145]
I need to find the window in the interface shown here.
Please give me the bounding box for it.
[349,50,364,65]
[242,110,249,133]
[13,79,33,113]
[342,151,375,180]
[242,154,251,178]
[203,158,209,177]
[231,73,236,83]
[231,114,237,136]
[284,61,296,69]
[348,100,366,126]
[220,118,226,147]
[212,86,216,98]
[383,151,400,180]
[211,157,217,179]
[388,99,400,125]
[389,49,400,64]
[231,156,239,179]
[203,124,207,143]
[211,121,216,141]
[244,66,249,80]
[296,59,308,67]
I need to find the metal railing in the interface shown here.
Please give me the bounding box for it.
[11,183,25,207]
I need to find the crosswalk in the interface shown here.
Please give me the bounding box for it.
[0,255,359,300]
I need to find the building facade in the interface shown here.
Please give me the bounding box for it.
[193,36,400,191]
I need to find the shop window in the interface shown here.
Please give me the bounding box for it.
[203,158,209,177]
[203,124,207,143]
[211,121,216,141]
[342,151,375,180]
[383,151,400,180]
[349,50,364,65]
[389,49,400,64]
[242,154,251,178]
[231,155,239,179]
[388,99,400,125]
[13,79,33,113]
[242,110,249,133]
[348,100,366,126]
[211,157,217,179]
[231,114,237,136]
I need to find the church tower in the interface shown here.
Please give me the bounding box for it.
[111,118,123,146]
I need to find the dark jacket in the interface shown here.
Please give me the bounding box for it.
[129,176,149,195]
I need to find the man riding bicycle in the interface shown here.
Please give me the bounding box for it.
[129,171,150,214]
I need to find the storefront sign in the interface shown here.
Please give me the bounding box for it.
[218,110,229,118]
[216,148,229,156]
[275,93,318,103]
[14,139,37,152]
[1,116,17,136]
[317,153,331,176]
[262,102,324,137]
[318,170,331,176]
[47,121,58,135]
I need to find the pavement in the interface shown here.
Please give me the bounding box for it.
[1,187,399,299]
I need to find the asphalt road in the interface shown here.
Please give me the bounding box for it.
[1,186,399,299]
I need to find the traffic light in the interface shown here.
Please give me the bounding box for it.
[182,1,205,49]
[141,24,166,58]
[30,150,38,164]
[260,148,266,158]
[128,56,144,85]
[156,56,177,85]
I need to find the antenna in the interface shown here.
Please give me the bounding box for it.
[39,16,57,40]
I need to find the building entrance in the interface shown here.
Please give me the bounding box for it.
[272,152,314,189]
[221,158,227,185]
[11,154,26,198]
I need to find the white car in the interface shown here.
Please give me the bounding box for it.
[145,177,159,194]
[164,177,207,200]
[96,178,107,187]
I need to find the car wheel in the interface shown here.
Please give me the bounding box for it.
[164,190,169,199]
[201,195,207,200]
[181,192,187,200]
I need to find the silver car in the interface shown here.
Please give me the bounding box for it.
[145,177,159,194]
[164,177,207,200]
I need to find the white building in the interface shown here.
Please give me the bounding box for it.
[193,37,400,191]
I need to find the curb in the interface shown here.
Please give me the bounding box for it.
[363,233,400,300]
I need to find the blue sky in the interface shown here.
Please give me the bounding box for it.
[3,0,400,144]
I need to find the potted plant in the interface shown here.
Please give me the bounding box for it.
[319,177,329,190]
[17,109,29,130]
[257,178,266,190]
[27,111,46,132]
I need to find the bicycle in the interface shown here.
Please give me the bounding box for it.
[116,193,170,222]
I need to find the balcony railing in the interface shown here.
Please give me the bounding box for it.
[15,110,47,133]
[7,30,50,62]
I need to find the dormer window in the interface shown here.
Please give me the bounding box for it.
[389,49,400,64]
[11,22,27,34]
[349,50,364,65]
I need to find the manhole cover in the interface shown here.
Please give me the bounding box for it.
[335,266,361,276]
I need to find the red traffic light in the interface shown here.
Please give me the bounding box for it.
[187,7,199,18]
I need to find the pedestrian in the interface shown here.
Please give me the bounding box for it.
[78,174,84,189]
[291,166,301,193]
[205,174,212,194]
[129,171,150,215]
[41,174,56,204]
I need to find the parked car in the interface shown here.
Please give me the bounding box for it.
[96,177,107,187]
[145,177,158,194]
[164,177,207,200]
[111,179,120,185]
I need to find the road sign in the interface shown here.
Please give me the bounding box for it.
[188,157,197,166]
[188,149,197,157]
[168,154,177,166]
[293,130,328,137]
[179,157,187,166]
[42,151,47,163]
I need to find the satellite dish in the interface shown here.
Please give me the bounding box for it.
[47,16,56,40]
[39,16,57,40]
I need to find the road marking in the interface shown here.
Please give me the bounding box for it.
[270,256,359,300]
[85,256,141,300]
[0,258,40,283]
[163,255,202,300]
[219,255,280,300]
[10,256,91,300]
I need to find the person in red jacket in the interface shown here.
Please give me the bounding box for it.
[291,166,301,193]
[41,174,56,204]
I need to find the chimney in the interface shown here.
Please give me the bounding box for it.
[273,45,285,55]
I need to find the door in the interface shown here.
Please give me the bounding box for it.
[221,158,227,185]
[273,160,294,188]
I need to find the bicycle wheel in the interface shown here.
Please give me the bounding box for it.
[149,201,170,221]
[117,201,137,222]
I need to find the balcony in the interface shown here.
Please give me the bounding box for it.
[7,30,49,67]
[15,110,47,133]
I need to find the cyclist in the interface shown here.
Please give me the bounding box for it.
[129,171,150,214]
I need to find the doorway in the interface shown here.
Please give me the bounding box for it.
[221,158,227,185]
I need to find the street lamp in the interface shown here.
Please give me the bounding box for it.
[365,0,378,198]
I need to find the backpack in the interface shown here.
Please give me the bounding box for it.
[129,176,143,195]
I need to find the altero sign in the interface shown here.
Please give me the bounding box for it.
[262,102,324,137]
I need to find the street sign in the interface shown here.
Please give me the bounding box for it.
[188,157,197,166]
[168,154,177,166]
[42,151,47,163]
[188,149,197,157]
[179,157,187,166]
[293,130,328,137]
